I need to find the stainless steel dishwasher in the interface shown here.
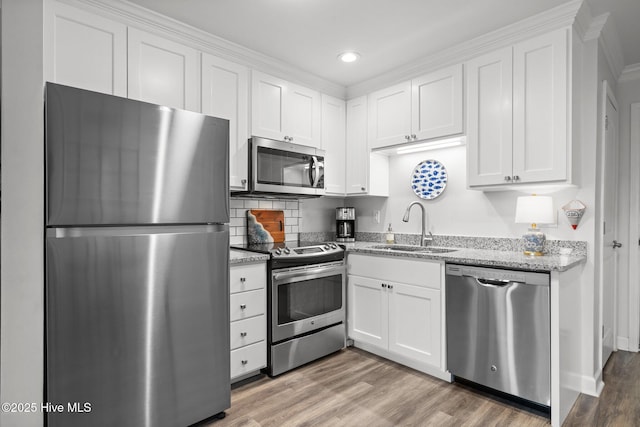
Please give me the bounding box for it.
[445,264,550,407]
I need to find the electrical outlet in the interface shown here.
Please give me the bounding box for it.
[374,210,381,224]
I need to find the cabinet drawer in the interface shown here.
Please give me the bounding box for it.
[231,340,266,379]
[230,262,266,294]
[230,315,266,350]
[348,254,442,289]
[230,289,265,321]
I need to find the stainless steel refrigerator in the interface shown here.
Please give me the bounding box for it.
[45,83,230,427]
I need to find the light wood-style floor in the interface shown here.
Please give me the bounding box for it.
[204,348,639,427]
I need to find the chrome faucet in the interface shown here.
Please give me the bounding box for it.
[402,201,433,246]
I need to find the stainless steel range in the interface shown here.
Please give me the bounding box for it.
[234,241,346,376]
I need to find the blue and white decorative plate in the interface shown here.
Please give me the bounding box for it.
[411,160,448,199]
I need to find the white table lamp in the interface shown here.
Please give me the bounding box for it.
[515,195,554,256]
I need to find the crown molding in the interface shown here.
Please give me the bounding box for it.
[56,0,347,98]
[596,13,624,81]
[346,0,583,98]
[619,63,640,83]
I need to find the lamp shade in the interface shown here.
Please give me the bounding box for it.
[515,196,554,225]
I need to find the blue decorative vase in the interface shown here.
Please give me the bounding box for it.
[522,228,546,256]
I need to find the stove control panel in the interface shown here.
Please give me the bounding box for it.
[271,242,343,259]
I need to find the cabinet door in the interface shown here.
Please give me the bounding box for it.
[321,95,346,194]
[466,47,514,187]
[348,275,387,348]
[286,83,322,148]
[251,71,286,141]
[128,28,199,111]
[346,97,369,194]
[412,64,463,141]
[202,54,249,190]
[513,29,568,183]
[388,282,441,366]
[368,81,411,149]
[44,2,126,96]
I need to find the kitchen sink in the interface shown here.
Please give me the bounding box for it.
[370,245,457,254]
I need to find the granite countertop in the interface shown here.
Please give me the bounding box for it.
[344,241,586,272]
[230,249,269,265]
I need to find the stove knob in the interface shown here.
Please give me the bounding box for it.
[323,244,330,250]
[330,243,337,249]
[284,248,291,254]
[275,249,282,255]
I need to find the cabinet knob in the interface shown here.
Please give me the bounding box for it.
[504,176,512,181]
[513,175,520,181]
[240,277,246,283]
[241,360,248,365]
[240,332,247,337]
[240,304,246,310]
[284,136,290,142]
[411,134,417,139]
[241,179,247,185]
[381,283,387,288]
[388,284,394,289]
[361,187,366,191]
[405,135,411,141]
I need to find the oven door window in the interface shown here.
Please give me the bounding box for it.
[257,146,324,189]
[277,273,342,324]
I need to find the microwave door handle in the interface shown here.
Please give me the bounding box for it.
[310,156,320,187]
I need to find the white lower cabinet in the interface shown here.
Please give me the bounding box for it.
[347,254,449,381]
[230,262,267,382]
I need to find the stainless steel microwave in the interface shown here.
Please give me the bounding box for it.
[232,136,326,198]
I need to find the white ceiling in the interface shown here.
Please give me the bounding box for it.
[125,0,640,87]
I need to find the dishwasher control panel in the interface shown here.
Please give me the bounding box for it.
[445,264,548,286]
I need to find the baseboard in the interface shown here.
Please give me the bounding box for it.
[352,340,452,383]
[561,369,602,397]
[616,336,630,351]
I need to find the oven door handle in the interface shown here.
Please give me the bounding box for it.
[273,263,344,282]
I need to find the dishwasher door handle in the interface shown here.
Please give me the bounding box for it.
[474,277,518,287]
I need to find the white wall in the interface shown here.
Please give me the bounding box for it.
[0,1,45,426]
[347,145,595,243]
[299,196,347,233]
[615,72,640,349]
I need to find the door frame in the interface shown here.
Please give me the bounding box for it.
[598,80,619,368]
[629,102,640,352]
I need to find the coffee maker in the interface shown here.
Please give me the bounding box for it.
[336,207,356,242]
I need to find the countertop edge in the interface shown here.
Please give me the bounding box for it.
[345,244,586,272]
[230,249,269,265]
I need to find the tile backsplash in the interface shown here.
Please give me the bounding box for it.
[229,197,300,245]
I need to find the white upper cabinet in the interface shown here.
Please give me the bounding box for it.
[368,64,463,149]
[512,29,568,183]
[127,28,200,111]
[467,28,569,188]
[251,71,321,147]
[411,65,464,141]
[321,95,346,195]
[368,81,412,149]
[201,54,249,191]
[466,47,513,187]
[44,2,127,96]
[346,97,389,197]
[346,97,369,195]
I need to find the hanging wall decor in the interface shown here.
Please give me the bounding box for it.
[562,200,586,230]
[410,159,448,200]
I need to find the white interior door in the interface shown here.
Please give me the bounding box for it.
[631,102,640,352]
[601,81,619,367]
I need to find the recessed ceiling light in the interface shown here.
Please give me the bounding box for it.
[338,52,360,63]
